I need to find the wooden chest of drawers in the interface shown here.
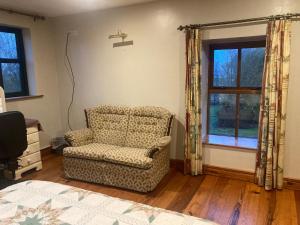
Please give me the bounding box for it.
[14,125,43,180]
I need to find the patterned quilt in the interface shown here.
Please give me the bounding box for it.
[0,181,218,225]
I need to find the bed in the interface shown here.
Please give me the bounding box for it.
[0,180,217,225]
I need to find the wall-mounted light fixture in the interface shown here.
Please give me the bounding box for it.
[108,30,133,48]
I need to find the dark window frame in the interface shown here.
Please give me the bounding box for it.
[207,41,266,142]
[0,26,29,98]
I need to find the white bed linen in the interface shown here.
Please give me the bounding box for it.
[0,180,218,225]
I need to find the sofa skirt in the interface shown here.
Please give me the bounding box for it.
[63,148,170,192]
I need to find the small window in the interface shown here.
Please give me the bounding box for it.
[207,41,265,149]
[0,26,28,98]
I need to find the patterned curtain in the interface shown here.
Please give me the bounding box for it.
[184,29,203,176]
[255,19,291,190]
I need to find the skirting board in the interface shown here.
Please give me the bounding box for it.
[170,159,184,173]
[170,159,300,191]
[283,178,300,190]
[203,164,254,183]
[40,146,52,157]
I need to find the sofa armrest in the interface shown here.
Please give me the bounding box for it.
[147,136,171,158]
[156,136,171,148]
[65,128,94,147]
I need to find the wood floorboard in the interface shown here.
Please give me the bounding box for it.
[273,190,298,225]
[266,191,277,225]
[206,177,231,222]
[295,191,300,225]
[237,183,268,225]
[183,175,220,218]
[144,169,190,209]
[166,174,205,212]
[223,179,246,225]
[17,153,300,225]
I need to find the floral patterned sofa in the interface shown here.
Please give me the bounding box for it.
[63,105,173,192]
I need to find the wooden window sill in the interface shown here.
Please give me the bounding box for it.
[203,135,258,152]
[6,95,44,102]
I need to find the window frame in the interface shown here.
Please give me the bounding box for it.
[207,41,266,144]
[0,26,29,98]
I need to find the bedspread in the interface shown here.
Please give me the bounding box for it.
[0,180,218,225]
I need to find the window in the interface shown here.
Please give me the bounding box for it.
[0,26,28,98]
[207,41,266,149]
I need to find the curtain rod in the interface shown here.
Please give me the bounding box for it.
[178,13,300,31]
[0,7,46,21]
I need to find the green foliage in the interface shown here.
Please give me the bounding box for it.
[241,48,265,87]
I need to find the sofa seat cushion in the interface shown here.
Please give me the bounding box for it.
[63,143,119,161]
[103,147,153,169]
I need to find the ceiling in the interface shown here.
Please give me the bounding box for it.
[0,0,159,17]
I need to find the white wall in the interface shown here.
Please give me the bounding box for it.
[0,13,63,148]
[51,0,300,178]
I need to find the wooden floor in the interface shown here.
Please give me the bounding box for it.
[22,153,300,225]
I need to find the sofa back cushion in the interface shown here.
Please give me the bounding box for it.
[125,106,172,149]
[85,106,130,146]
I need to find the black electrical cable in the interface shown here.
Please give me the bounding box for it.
[65,32,75,131]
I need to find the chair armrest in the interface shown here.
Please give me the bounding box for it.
[147,136,171,158]
[64,128,94,147]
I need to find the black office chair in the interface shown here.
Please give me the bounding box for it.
[0,111,27,189]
